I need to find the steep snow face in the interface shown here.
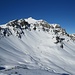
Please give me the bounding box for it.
[0,18,75,75]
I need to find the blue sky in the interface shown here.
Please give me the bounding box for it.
[0,0,75,33]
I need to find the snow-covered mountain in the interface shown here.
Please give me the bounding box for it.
[0,17,75,75]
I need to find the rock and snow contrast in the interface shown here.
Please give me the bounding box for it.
[0,17,75,75]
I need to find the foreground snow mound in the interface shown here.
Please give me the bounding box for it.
[0,17,75,75]
[0,67,69,75]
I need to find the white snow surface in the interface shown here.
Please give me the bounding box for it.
[25,17,37,24]
[0,17,75,75]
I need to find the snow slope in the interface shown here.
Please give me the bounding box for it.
[0,17,75,75]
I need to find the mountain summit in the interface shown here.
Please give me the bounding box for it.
[0,17,75,75]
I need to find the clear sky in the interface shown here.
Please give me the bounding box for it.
[0,0,75,34]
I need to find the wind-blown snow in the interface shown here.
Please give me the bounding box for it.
[0,17,75,75]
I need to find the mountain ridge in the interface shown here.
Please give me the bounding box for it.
[0,17,75,40]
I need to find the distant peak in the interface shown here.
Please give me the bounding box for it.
[28,17,33,19]
[27,17,36,21]
[25,17,37,24]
